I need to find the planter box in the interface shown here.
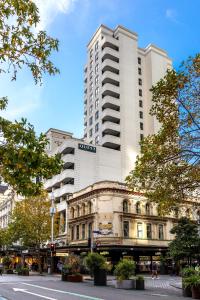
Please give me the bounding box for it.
[192,286,200,299]
[5,269,13,274]
[61,274,68,281]
[94,269,107,286]
[183,286,192,297]
[115,279,136,289]
[136,279,145,290]
[18,270,29,276]
[67,274,83,282]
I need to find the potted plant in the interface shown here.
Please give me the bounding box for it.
[61,264,72,281]
[85,253,107,286]
[62,255,83,282]
[136,275,145,290]
[184,275,200,299]
[16,265,29,276]
[114,259,136,289]
[182,267,196,297]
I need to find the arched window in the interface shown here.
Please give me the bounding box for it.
[71,207,74,219]
[123,200,128,213]
[136,202,141,214]
[77,205,80,217]
[82,203,86,215]
[186,208,190,218]
[88,201,92,214]
[146,203,150,215]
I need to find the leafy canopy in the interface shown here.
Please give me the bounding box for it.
[126,54,200,214]
[0,0,62,195]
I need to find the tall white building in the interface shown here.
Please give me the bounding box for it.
[83,24,171,178]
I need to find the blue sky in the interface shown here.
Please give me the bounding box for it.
[1,0,199,138]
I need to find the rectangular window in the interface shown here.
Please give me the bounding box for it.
[139,111,143,119]
[95,75,99,85]
[139,100,143,108]
[90,71,93,80]
[76,225,79,240]
[95,135,99,144]
[146,223,152,239]
[95,123,99,132]
[95,41,99,51]
[89,94,93,103]
[90,60,93,70]
[123,221,129,238]
[140,134,144,141]
[140,122,143,130]
[82,224,85,239]
[138,57,141,64]
[139,89,142,96]
[95,64,99,74]
[95,111,99,120]
[71,226,74,240]
[138,78,142,85]
[90,49,93,58]
[138,67,142,75]
[90,82,93,91]
[137,223,143,238]
[89,116,93,125]
[95,87,99,96]
[95,53,98,62]
[88,222,92,238]
[89,128,93,137]
[95,98,99,109]
[158,224,164,240]
[89,105,93,114]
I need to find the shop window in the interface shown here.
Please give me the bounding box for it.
[137,222,143,238]
[76,225,79,240]
[123,200,128,213]
[123,221,129,238]
[146,223,152,239]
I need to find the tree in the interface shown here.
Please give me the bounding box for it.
[169,217,200,265]
[7,191,57,272]
[0,0,62,196]
[126,54,200,214]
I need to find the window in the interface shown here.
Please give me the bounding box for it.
[139,100,143,108]
[82,204,86,215]
[95,135,99,144]
[90,60,93,70]
[140,134,144,141]
[71,207,74,218]
[95,53,98,62]
[88,222,92,238]
[89,116,93,125]
[77,206,80,217]
[90,71,93,80]
[95,64,99,74]
[89,94,93,102]
[90,81,93,91]
[136,202,141,214]
[89,105,93,114]
[186,208,190,218]
[123,221,129,238]
[123,200,128,213]
[95,111,99,120]
[138,67,142,75]
[146,203,150,215]
[158,224,164,240]
[95,87,99,97]
[88,201,92,214]
[140,122,143,130]
[146,223,152,239]
[174,208,179,218]
[82,224,85,239]
[139,89,142,96]
[76,225,79,240]
[71,226,74,240]
[95,123,99,132]
[95,75,99,85]
[95,98,99,109]
[95,41,99,51]
[89,128,93,137]
[138,78,142,85]
[139,111,143,119]
[90,49,93,58]
[137,223,143,238]
[138,57,141,64]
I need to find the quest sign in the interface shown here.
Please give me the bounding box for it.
[78,143,96,153]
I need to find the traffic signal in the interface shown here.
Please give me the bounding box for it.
[50,243,55,252]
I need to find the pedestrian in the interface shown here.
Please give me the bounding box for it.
[152,262,159,279]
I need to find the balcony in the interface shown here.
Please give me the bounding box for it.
[102,48,119,63]
[102,59,119,75]
[101,35,119,51]
[102,96,120,111]
[102,108,120,124]
[59,169,74,184]
[102,71,119,86]
[61,146,75,155]
[62,153,75,164]
[102,134,121,150]
[102,121,120,137]
[102,83,120,99]
[53,184,75,198]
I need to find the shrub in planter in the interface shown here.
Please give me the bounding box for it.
[5,269,14,274]
[17,266,29,276]
[85,253,108,286]
[182,268,196,297]
[184,275,200,299]
[136,275,145,290]
[61,264,72,281]
[114,259,136,289]
[67,273,83,282]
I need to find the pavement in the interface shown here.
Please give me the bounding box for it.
[0,273,183,300]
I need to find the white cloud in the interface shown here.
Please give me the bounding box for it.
[33,0,77,30]
[165,9,178,23]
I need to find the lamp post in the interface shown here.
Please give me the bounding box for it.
[50,192,56,274]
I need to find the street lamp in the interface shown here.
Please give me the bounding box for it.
[50,192,56,274]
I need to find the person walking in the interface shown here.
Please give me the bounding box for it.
[152,262,159,279]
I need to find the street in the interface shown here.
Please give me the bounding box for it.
[0,274,183,300]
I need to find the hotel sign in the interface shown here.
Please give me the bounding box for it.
[78,143,96,153]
